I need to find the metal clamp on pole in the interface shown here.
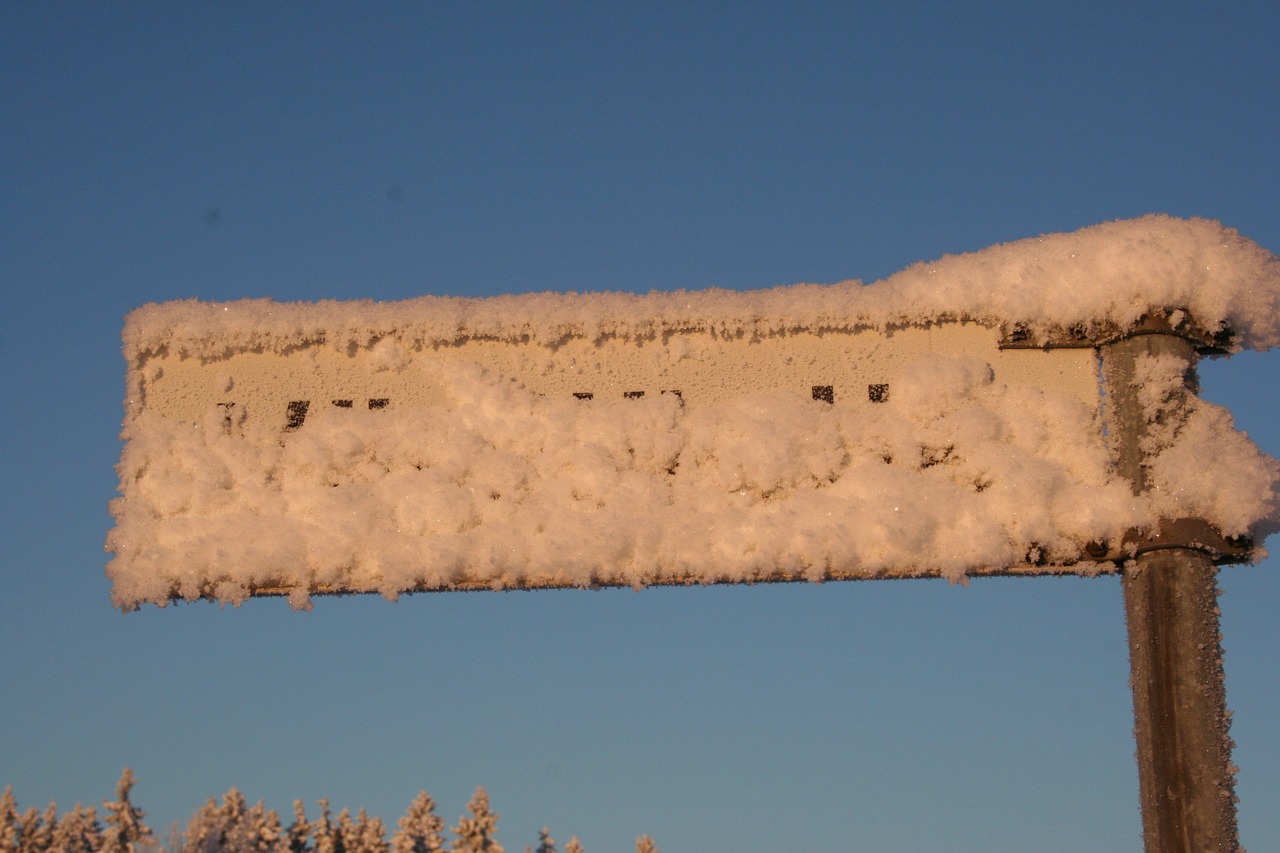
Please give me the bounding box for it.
[1123,518,1253,563]
[1101,316,1240,853]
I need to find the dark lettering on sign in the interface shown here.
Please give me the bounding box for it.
[285,401,310,430]
[218,403,235,434]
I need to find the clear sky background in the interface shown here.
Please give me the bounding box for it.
[2,4,1278,852]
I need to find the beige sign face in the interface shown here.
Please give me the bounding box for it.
[110,316,1132,609]
[137,323,1100,428]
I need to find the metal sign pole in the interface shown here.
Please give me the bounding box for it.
[1102,331,1240,853]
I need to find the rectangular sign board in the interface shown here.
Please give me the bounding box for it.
[108,218,1280,608]
[109,300,1153,610]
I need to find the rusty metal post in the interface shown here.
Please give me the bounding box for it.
[1102,332,1239,853]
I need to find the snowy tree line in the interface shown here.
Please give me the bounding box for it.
[1,772,657,853]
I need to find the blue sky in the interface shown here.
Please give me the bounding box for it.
[2,3,1278,851]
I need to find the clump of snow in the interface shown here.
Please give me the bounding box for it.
[106,217,1280,609]
[1126,351,1280,537]
[1131,352,1196,457]
[1146,403,1280,539]
[368,337,412,373]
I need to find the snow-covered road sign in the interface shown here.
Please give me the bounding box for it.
[107,216,1280,609]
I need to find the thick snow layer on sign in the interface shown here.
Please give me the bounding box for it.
[106,217,1280,609]
[121,216,1280,362]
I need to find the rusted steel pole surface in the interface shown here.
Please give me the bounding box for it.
[1103,333,1240,853]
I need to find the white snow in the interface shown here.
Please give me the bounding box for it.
[106,216,1280,609]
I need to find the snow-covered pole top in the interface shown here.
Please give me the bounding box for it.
[123,216,1280,361]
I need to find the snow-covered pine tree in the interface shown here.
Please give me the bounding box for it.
[48,804,102,853]
[223,800,284,853]
[285,801,312,853]
[561,837,581,853]
[634,835,657,853]
[310,801,342,853]
[449,789,503,853]
[390,792,444,853]
[18,804,56,853]
[533,827,556,853]
[181,796,226,853]
[14,805,42,853]
[218,791,247,837]
[335,809,355,853]
[100,769,152,853]
[350,809,388,853]
[0,790,20,853]
[260,804,288,853]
